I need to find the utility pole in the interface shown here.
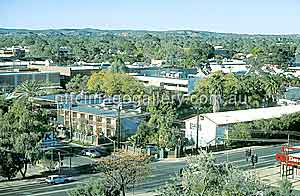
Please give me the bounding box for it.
[196,107,200,152]
[69,103,73,142]
[69,147,72,170]
[117,104,121,148]
[58,151,61,174]
[103,135,116,153]
[53,117,56,144]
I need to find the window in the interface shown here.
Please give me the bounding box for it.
[107,129,111,136]
[190,123,201,130]
[0,75,14,87]
[96,116,102,122]
[178,84,187,87]
[89,115,93,121]
[164,83,177,87]
[106,118,111,125]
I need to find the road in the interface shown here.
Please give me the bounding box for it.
[0,145,283,196]
[214,144,281,170]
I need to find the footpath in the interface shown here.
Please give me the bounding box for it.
[254,164,300,191]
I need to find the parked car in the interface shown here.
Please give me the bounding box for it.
[81,148,102,158]
[45,175,72,184]
[145,145,159,155]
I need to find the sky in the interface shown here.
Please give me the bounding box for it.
[0,0,300,34]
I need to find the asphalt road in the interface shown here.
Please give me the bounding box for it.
[214,145,282,170]
[0,145,283,196]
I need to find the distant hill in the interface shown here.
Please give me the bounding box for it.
[0,28,299,38]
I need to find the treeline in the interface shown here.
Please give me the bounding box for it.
[229,112,300,143]
[194,71,300,112]
[0,30,299,68]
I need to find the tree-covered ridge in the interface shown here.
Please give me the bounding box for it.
[0,29,299,69]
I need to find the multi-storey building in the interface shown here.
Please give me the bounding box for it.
[129,67,203,94]
[0,47,26,58]
[57,104,147,145]
[28,64,102,86]
[0,71,60,90]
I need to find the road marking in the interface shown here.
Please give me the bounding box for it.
[29,178,167,196]
[213,145,281,155]
[238,160,276,169]
[29,187,76,196]
[0,181,42,189]
[0,181,82,195]
[227,153,277,164]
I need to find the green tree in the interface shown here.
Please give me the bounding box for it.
[159,152,289,196]
[13,80,44,104]
[208,71,224,112]
[0,100,50,179]
[0,151,20,180]
[262,75,282,105]
[66,74,90,93]
[87,71,144,96]
[111,57,128,73]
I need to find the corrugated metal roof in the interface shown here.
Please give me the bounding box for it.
[71,105,118,117]
[63,105,147,118]
[185,105,300,125]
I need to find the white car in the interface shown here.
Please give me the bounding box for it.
[81,148,101,158]
[45,175,72,184]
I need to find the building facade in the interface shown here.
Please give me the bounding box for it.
[58,104,146,145]
[184,105,300,147]
[0,47,26,58]
[0,71,60,90]
[130,67,202,94]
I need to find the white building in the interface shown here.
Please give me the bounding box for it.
[134,75,202,94]
[209,59,250,74]
[151,59,166,67]
[184,105,300,147]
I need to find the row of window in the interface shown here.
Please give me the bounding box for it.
[64,111,113,125]
[162,82,187,88]
[0,74,60,87]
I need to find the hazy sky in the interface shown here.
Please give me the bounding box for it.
[1,0,300,34]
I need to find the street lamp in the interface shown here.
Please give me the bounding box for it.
[117,103,122,148]
[192,106,200,152]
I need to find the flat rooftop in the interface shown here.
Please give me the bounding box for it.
[63,105,147,118]
[186,105,300,125]
[0,71,60,75]
[30,64,102,70]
